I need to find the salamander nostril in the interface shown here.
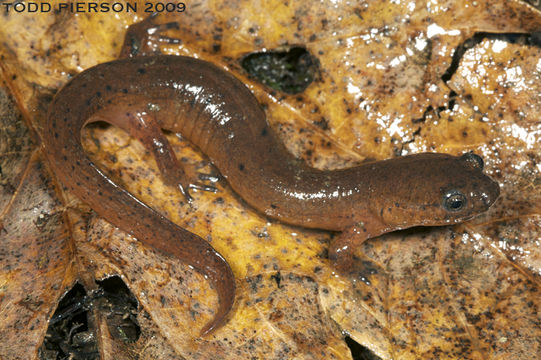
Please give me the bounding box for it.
[481,192,490,207]
[481,180,500,208]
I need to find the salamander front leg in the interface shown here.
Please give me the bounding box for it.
[329,220,388,284]
[120,12,180,58]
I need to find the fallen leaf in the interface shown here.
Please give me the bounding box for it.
[0,1,540,359]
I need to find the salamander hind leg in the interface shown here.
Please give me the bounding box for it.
[120,12,181,58]
[175,160,220,202]
[104,105,219,202]
[132,120,219,201]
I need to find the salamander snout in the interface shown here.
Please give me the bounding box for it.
[460,152,500,213]
[479,176,500,209]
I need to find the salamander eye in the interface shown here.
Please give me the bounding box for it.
[443,191,467,212]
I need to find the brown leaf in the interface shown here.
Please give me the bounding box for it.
[1,1,540,359]
[0,88,76,358]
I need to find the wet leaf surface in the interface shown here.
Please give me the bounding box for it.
[1,1,540,359]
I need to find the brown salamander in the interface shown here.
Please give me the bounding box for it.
[44,21,500,336]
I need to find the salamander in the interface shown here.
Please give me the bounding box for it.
[44,18,500,335]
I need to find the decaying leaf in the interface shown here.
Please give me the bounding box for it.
[1,1,540,359]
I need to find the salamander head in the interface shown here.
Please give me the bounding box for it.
[376,152,500,228]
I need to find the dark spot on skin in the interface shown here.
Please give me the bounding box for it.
[63,117,68,122]
[270,204,277,209]
[137,68,146,74]
[86,99,91,106]
[54,132,59,138]
[261,128,268,137]
[238,163,245,171]
[106,85,112,91]
[380,208,383,217]
[62,156,67,161]
[96,91,101,97]
[395,202,400,207]
[122,88,128,93]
